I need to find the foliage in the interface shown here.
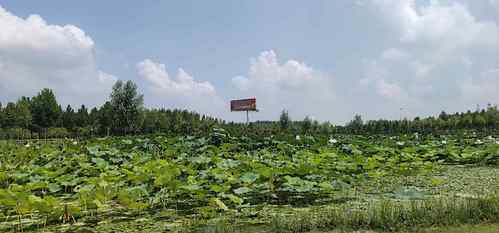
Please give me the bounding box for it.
[30,88,60,128]
[279,109,290,130]
[269,195,499,233]
[0,132,497,231]
[109,80,144,134]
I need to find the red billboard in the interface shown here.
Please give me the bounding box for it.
[230,98,257,111]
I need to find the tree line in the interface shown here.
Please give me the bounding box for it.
[343,106,499,134]
[0,80,221,139]
[1,79,498,139]
[225,106,499,138]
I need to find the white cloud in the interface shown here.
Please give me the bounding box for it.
[461,68,499,105]
[375,79,404,99]
[0,5,116,106]
[360,0,499,116]
[232,50,335,121]
[373,0,499,49]
[491,0,499,13]
[381,48,410,62]
[137,59,225,117]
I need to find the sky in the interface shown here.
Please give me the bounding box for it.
[0,0,498,124]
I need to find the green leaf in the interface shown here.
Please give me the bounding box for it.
[211,197,228,211]
[240,172,259,184]
[210,184,224,193]
[48,183,62,193]
[227,194,243,205]
[233,187,252,195]
[181,184,202,192]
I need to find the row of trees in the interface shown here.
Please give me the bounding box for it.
[227,106,499,137]
[0,81,221,139]
[1,79,498,139]
[343,105,499,134]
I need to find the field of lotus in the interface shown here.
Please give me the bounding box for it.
[0,129,498,232]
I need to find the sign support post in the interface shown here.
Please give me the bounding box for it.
[246,110,249,124]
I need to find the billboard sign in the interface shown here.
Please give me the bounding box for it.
[230,98,257,112]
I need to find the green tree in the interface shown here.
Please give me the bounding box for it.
[302,116,312,134]
[279,109,290,130]
[3,102,17,128]
[0,101,3,128]
[109,80,144,134]
[347,114,363,133]
[438,111,449,121]
[30,88,60,129]
[461,114,473,129]
[16,97,32,129]
[75,104,89,127]
[1,100,32,129]
[142,109,161,134]
[62,105,75,130]
[98,101,114,135]
[88,107,99,130]
[473,114,486,129]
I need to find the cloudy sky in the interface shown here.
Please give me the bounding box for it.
[0,0,498,123]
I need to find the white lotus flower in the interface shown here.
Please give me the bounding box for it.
[295,135,301,140]
[73,141,78,145]
[25,143,30,148]
[329,138,337,144]
[441,140,447,145]
[475,139,483,145]
[396,141,405,146]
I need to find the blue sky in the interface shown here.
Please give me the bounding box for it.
[0,0,498,123]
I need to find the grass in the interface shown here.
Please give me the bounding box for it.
[267,195,499,233]
[168,194,499,233]
[23,194,499,233]
[312,223,499,233]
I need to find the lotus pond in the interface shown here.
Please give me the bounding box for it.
[0,130,498,232]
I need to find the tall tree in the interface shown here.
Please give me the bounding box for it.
[0,102,4,128]
[302,116,312,134]
[75,104,89,127]
[16,97,32,129]
[279,109,290,130]
[109,80,144,134]
[3,102,17,128]
[63,105,75,130]
[88,107,99,129]
[98,101,114,135]
[347,114,363,133]
[30,88,60,129]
